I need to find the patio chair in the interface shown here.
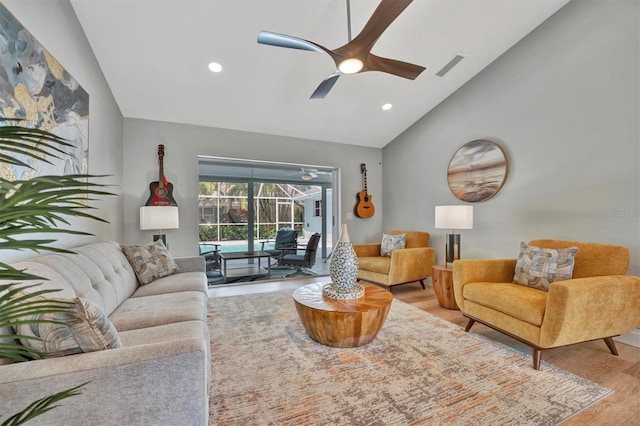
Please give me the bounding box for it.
[281,233,321,277]
[199,242,221,276]
[260,228,298,266]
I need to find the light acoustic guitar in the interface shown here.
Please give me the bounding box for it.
[355,163,375,218]
[145,144,178,206]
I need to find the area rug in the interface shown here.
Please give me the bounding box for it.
[207,290,612,425]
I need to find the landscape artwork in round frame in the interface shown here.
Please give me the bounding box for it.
[447,139,508,202]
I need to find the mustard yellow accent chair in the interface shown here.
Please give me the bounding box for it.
[353,230,435,290]
[453,239,640,370]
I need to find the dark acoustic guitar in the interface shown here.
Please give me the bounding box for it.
[355,163,375,218]
[145,144,177,206]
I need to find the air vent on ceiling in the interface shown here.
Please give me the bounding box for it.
[435,54,465,77]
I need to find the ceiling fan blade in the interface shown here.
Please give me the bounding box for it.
[310,73,341,99]
[258,0,421,99]
[365,54,425,80]
[337,0,413,57]
[257,31,327,53]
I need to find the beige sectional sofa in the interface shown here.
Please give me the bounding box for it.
[0,241,210,425]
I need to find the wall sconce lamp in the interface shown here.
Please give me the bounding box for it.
[435,205,473,265]
[140,206,179,248]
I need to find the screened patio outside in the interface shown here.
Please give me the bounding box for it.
[198,181,331,254]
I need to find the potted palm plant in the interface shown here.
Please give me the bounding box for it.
[0,118,113,425]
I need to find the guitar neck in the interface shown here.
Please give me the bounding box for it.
[362,169,368,194]
[158,156,165,188]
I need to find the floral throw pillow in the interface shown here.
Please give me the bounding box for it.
[16,296,121,358]
[380,233,406,257]
[121,239,179,285]
[513,242,578,291]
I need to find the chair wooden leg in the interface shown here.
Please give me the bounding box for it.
[464,318,475,332]
[532,348,542,370]
[603,337,619,356]
[419,279,425,290]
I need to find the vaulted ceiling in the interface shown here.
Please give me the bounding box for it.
[70,0,570,148]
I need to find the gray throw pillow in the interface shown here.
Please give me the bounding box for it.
[121,239,179,285]
[380,233,406,257]
[513,242,578,291]
[16,296,121,358]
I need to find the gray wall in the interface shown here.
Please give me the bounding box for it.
[383,0,640,275]
[4,0,637,278]
[122,119,382,257]
[1,0,124,263]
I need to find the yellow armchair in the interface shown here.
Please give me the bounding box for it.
[353,230,435,290]
[454,239,640,370]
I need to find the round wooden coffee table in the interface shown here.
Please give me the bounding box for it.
[292,282,393,348]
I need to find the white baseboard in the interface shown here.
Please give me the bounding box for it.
[614,328,640,348]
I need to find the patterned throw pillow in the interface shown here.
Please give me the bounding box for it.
[380,233,406,257]
[121,239,179,285]
[513,242,578,291]
[16,296,121,358]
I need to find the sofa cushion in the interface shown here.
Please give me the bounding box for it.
[4,263,78,299]
[463,282,548,326]
[16,296,121,358]
[131,271,207,298]
[121,240,179,285]
[513,242,578,291]
[109,291,207,332]
[358,256,391,275]
[381,233,406,257]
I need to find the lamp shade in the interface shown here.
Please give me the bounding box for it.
[435,205,473,230]
[140,206,179,230]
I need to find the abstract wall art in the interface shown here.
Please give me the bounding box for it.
[447,139,508,202]
[0,3,89,181]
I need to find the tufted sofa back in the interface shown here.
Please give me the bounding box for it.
[11,241,138,316]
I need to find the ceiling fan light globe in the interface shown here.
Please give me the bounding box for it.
[338,58,364,74]
[208,62,222,73]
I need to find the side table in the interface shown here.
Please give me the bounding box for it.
[432,265,459,310]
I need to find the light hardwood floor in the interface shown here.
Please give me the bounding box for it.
[209,277,640,425]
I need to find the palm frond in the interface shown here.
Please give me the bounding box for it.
[0,175,115,253]
[0,382,87,426]
[0,342,46,363]
[0,284,75,361]
[0,263,48,281]
[0,118,72,168]
[0,120,106,420]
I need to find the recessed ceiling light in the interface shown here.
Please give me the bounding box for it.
[208,62,222,73]
[382,103,392,110]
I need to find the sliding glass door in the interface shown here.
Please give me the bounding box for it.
[198,157,336,257]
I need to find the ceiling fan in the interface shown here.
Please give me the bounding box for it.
[257,0,425,99]
[286,168,331,181]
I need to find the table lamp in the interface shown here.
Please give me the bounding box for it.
[140,206,179,248]
[435,205,473,265]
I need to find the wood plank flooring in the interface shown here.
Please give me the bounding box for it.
[209,277,640,425]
